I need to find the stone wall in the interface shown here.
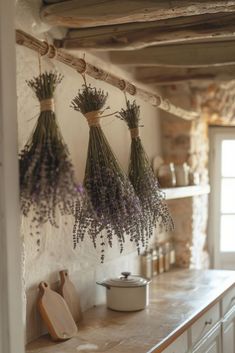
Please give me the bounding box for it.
[160,81,235,269]
[161,85,209,269]
[166,194,209,269]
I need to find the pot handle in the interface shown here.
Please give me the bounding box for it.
[121,271,131,279]
[96,281,111,290]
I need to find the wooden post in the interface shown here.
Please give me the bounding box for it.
[0,1,24,352]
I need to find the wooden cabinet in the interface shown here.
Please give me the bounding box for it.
[191,303,220,346]
[222,307,235,353]
[162,324,221,353]
[222,286,235,316]
[161,331,188,353]
[163,287,235,353]
[192,324,221,353]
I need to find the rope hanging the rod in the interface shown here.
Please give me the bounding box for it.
[16,29,198,121]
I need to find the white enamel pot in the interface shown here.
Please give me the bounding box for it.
[97,271,151,312]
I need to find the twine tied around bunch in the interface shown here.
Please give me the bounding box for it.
[40,98,55,112]
[84,110,118,127]
[130,127,140,139]
[84,111,102,127]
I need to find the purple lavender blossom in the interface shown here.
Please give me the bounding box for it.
[19,71,86,231]
[71,84,145,262]
[117,100,174,243]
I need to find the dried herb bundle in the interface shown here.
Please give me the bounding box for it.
[20,71,84,229]
[71,84,144,261]
[117,100,174,238]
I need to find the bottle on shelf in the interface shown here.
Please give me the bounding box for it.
[151,249,159,277]
[163,242,171,272]
[141,251,152,279]
[169,241,176,267]
[156,245,164,274]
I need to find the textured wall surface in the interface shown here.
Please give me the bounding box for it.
[15,3,162,342]
[161,85,209,270]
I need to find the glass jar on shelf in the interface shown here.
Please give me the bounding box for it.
[175,162,190,186]
[157,163,176,188]
[189,170,200,186]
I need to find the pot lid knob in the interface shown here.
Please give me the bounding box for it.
[121,271,131,279]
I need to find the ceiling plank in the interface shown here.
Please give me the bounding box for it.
[135,66,235,85]
[41,1,235,28]
[54,13,235,50]
[44,0,65,3]
[109,40,235,67]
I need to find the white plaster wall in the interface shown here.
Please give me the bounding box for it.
[15,0,162,343]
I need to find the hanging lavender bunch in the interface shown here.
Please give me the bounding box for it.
[19,71,84,230]
[71,84,144,262]
[117,100,174,239]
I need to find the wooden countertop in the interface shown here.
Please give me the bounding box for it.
[26,269,235,353]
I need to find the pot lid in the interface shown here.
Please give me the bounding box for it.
[104,272,150,288]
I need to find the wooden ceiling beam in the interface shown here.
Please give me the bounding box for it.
[54,13,235,51]
[109,40,235,67]
[41,1,235,28]
[135,66,235,85]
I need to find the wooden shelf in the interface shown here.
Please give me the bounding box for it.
[162,184,210,200]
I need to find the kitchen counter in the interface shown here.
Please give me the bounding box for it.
[26,269,235,353]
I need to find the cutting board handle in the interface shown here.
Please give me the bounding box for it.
[39,281,50,293]
[60,270,69,285]
[59,269,82,324]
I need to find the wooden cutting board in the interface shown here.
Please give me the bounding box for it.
[59,270,82,324]
[38,282,78,341]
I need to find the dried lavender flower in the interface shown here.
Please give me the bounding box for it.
[19,71,84,229]
[117,100,174,240]
[71,84,145,262]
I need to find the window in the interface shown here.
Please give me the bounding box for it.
[209,128,235,269]
[220,140,235,252]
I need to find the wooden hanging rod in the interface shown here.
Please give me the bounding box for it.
[15,29,198,121]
